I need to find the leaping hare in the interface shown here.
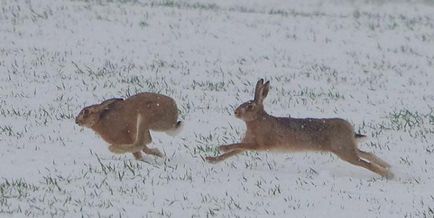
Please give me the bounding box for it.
[75,92,182,161]
[206,79,393,179]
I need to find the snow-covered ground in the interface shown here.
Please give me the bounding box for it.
[1,0,434,217]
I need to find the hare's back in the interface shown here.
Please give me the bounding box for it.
[270,117,353,149]
[125,92,178,130]
[278,117,351,132]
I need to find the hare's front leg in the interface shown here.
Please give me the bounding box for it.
[206,143,257,163]
[206,150,243,163]
[218,143,258,152]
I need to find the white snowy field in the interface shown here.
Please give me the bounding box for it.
[1,0,434,217]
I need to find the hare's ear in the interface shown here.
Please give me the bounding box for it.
[100,98,123,110]
[254,79,264,102]
[80,105,99,116]
[261,81,270,100]
[256,80,270,103]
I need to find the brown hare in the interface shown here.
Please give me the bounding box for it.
[75,92,182,161]
[206,79,393,179]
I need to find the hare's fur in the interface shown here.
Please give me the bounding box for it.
[75,92,182,160]
[206,79,393,179]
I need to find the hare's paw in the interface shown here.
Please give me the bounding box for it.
[132,152,144,161]
[152,148,164,158]
[144,148,164,158]
[384,170,394,180]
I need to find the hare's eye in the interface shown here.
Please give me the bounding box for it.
[247,105,254,111]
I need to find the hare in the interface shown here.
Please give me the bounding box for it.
[75,92,182,161]
[206,79,393,179]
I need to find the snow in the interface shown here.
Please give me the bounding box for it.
[1,0,434,217]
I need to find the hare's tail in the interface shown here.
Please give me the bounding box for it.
[355,133,366,138]
[166,121,183,136]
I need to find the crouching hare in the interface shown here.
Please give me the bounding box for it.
[75,92,182,161]
[206,79,393,179]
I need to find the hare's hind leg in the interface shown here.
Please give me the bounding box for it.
[115,114,163,158]
[143,147,164,158]
[334,148,393,179]
[133,114,151,146]
[139,130,164,158]
[357,149,391,169]
[114,114,150,152]
[136,116,163,157]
